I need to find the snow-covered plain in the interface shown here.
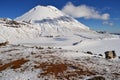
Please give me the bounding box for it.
[0,5,120,80]
[0,44,120,80]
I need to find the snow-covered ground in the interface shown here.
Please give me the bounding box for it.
[0,34,120,80]
[0,44,120,80]
[62,38,120,56]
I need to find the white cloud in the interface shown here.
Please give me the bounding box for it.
[103,21,114,26]
[62,2,110,20]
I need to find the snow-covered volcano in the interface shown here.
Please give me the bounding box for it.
[15,5,90,35]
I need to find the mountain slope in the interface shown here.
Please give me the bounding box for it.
[0,18,42,43]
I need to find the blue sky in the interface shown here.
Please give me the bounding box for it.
[0,0,120,33]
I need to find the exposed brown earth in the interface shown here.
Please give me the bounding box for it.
[34,61,95,79]
[35,63,67,76]
[0,58,29,71]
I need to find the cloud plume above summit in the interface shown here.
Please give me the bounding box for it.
[62,2,110,20]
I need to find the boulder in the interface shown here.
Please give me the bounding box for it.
[118,56,120,59]
[99,54,103,57]
[0,41,9,47]
[86,51,93,55]
[104,50,116,59]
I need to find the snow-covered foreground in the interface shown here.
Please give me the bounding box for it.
[0,38,120,80]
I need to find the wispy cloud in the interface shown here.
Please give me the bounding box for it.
[102,21,114,26]
[62,2,110,20]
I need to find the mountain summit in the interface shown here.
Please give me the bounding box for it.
[15,5,65,23]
